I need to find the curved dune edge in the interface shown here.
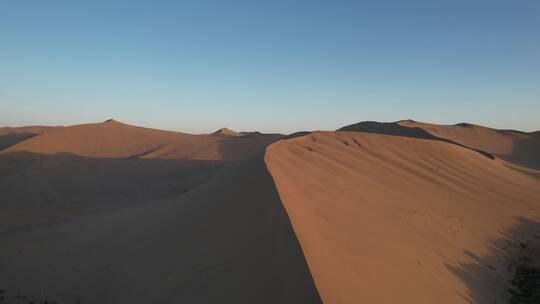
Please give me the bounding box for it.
[2,120,282,161]
[0,126,62,151]
[265,131,540,304]
[0,152,321,303]
[338,120,540,169]
[398,120,540,170]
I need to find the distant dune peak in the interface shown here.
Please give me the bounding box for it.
[212,128,240,136]
[1,120,282,161]
[339,119,540,169]
[103,118,124,125]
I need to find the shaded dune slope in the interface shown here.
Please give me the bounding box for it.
[0,126,62,151]
[2,120,200,159]
[339,120,539,169]
[399,120,540,169]
[142,133,281,161]
[3,120,280,161]
[0,121,282,211]
[398,120,527,155]
[338,121,495,160]
[0,152,321,303]
[0,152,222,210]
[266,131,540,303]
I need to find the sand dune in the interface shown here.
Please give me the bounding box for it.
[212,127,241,136]
[1,119,539,303]
[2,120,201,159]
[397,120,523,153]
[266,131,540,303]
[0,152,221,211]
[398,120,540,169]
[141,133,281,161]
[0,120,281,211]
[2,120,281,161]
[0,126,62,150]
[339,120,540,169]
[0,153,321,303]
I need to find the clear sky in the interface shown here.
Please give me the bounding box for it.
[1,0,539,133]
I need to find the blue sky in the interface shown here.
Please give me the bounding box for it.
[1,0,539,133]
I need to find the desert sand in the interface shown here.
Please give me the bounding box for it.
[0,120,281,211]
[3,120,281,161]
[1,119,539,303]
[0,152,320,303]
[212,127,241,137]
[340,120,540,169]
[266,130,540,303]
[0,126,62,150]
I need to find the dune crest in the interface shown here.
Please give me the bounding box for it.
[1,119,538,303]
[2,120,194,158]
[266,131,540,303]
[2,120,281,161]
[0,125,62,151]
[0,121,282,210]
[339,120,540,169]
[212,127,240,136]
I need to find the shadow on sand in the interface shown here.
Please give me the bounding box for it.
[0,151,225,211]
[0,133,38,150]
[338,121,496,160]
[506,135,540,170]
[447,217,540,304]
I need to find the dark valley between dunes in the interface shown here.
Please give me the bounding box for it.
[0,119,539,304]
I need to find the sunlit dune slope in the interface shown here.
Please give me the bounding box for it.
[212,127,241,136]
[399,120,540,169]
[0,126,62,137]
[0,125,62,150]
[2,120,194,158]
[339,120,540,169]
[2,120,281,161]
[266,131,540,304]
[0,152,321,303]
[0,121,281,210]
[398,120,526,155]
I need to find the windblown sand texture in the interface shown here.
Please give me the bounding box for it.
[1,119,539,303]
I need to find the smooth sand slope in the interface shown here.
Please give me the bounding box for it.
[0,152,321,303]
[0,121,281,212]
[2,119,195,158]
[2,120,280,161]
[0,126,62,150]
[340,120,540,169]
[1,119,538,303]
[266,131,540,304]
[0,153,221,211]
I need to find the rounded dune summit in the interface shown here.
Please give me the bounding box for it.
[2,120,198,158]
[2,120,281,161]
[212,127,240,137]
[0,120,283,211]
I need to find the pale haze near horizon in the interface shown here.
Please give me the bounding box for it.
[1,0,539,134]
